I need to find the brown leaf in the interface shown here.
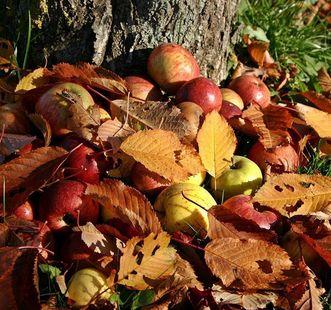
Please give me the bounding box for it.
[15,68,49,93]
[242,105,293,148]
[121,129,203,182]
[197,111,237,178]
[85,179,162,236]
[0,146,68,211]
[0,134,36,157]
[0,223,10,246]
[247,41,270,67]
[111,99,191,139]
[0,38,16,69]
[106,151,135,178]
[295,103,331,138]
[318,67,331,93]
[207,205,277,241]
[28,114,52,146]
[301,91,331,114]
[253,174,331,217]
[117,232,177,290]
[205,238,295,290]
[97,117,135,143]
[210,284,278,310]
[0,247,39,310]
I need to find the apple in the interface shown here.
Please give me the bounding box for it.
[248,141,299,172]
[12,200,34,221]
[154,183,216,237]
[124,75,163,101]
[67,268,111,308]
[147,43,200,94]
[228,75,270,109]
[0,103,32,134]
[176,77,222,114]
[38,180,100,232]
[35,82,96,136]
[211,155,263,201]
[178,101,203,142]
[219,101,243,120]
[220,88,244,110]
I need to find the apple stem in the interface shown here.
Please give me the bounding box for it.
[171,236,205,252]
[181,191,209,212]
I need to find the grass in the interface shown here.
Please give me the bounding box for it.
[238,0,331,91]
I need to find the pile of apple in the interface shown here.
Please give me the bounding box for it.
[7,43,303,307]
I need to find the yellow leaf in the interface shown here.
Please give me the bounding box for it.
[295,103,331,139]
[197,111,237,178]
[118,232,177,290]
[120,129,203,182]
[15,68,49,93]
[253,174,331,217]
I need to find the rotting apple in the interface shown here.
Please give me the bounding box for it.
[248,141,299,173]
[154,183,216,237]
[67,268,111,308]
[38,180,99,232]
[12,200,34,221]
[147,43,200,94]
[228,75,270,109]
[35,82,96,136]
[220,88,244,110]
[124,75,163,101]
[176,77,222,114]
[211,155,263,202]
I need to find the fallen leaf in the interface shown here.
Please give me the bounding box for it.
[295,103,331,138]
[117,232,177,290]
[0,133,36,157]
[15,68,49,93]
[197,111,237,178]
[85,179,163,236]
[0,38,16,69]
[301,91,331,114]
[247,41,270,67]
[318,67,331,93]
[97,117,135,143]
[121,129,203,182]
[205,238,295,290]
[253,174,331,217]
[28,113,52,146]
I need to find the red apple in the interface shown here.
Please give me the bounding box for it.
[124,75,163,101]
[220,88,244,110]
[147,43,200,94]
[38,180,99,232]
[35,82,96,136]
[12,200,34,221]
[219,101,242,120]
[176,77,222,114]
[248,141,299,172]
[130,162,171,195]
[228,75,270,109]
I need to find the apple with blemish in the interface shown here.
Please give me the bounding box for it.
[125,75,163,101]
[147,43,200,94]
[35,82,96,136]
[12,200,34,221]
[38,180,99,232]
[176,77,222,114]
[248,141,299,172]
[229,75,270,109]
[178,101,203,141]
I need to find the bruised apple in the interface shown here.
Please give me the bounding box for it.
[12,200,34,221]
[35,82,96,136]
[67,268,111,308]
[228,75,270,109]
[211,155,263,201]
[154,183,216,236]
[125,75,163,101]
[248,141,299,172]
[38,180,99,232]
[147,43,200,94]
[176,77,222,114]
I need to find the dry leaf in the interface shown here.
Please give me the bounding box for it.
[117,232,177,290]
[0,38,16,69]
[205,238,294,290]
[106,151,135,178]
[120,129,203,182]
[15,68,49,93]
[253,174,331,217]
[197,111,237,178]
[301,91,331,114]
[211,284,278,310]
[85,179,163,236]
[295,103,331,139]
[28,114,52,146]
[242,105,293,148]
[247,41,270,67]
[0,134,36,157]
[111,99,191,139]
[318,67,331,93]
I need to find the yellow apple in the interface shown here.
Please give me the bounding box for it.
[211,155,263,202]
[185,170,207,185]
[154,183,216,237]
[67,268,111,308]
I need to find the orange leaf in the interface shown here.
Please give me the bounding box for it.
[318,67,331,93]
[197,111,237,178]
[301,91,331,114]
[247,41,269,67]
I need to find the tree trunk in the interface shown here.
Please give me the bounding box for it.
[1,0,240,84]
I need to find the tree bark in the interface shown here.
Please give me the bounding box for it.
[1,0,240,84]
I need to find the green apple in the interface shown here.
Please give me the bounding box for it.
[154,183,216,237]
[211,155,263,202]
[185,169,207,186]
[67,268,111,308]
